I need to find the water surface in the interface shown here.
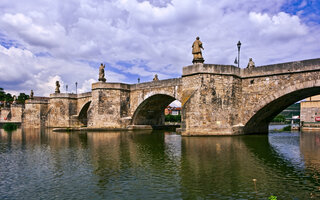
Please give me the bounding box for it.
[0,128,319,199]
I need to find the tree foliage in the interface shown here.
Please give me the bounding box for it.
[165,114,181,122]
[0,88,29,104]
[17,93,29,104]
[272,114,286,122]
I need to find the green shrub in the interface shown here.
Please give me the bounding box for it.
[3,123,18,131]
[165,114,181,122]
[272,114,285,122]
[268,195,277,200]
[282,125,291,131]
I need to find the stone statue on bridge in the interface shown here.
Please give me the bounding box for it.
[13,95,17,104]
[192,36,204,64]
[55,81,60,93]
[30,90,34,99]
[153,74,159,81]
[247,58,255,68]
[99,63,106,82]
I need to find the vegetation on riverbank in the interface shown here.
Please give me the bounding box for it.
[270,125,292,132]
[165,114,181,122]
[2,123,18,131]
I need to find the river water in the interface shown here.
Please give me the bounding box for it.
[0,127,319,199]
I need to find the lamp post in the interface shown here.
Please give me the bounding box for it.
[237,41,241,68]
[75,82,78,94]
[66,85,68,93]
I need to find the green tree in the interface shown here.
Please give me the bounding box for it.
[272,114,286,122]
[17,93,29,104]
[5,93,13,102]
[0,87,5,101]
[165,114,181,122]
[0,88,15,103]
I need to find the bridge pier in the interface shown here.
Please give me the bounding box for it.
[180,63,244,136]
[23,99,49,128]
[87,82,131,129]
[47,94,78,127]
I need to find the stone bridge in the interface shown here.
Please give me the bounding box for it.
[2,58,320,136]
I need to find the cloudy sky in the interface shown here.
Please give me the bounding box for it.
[0,0,319,96]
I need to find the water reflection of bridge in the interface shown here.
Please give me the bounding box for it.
[0,129,319,198]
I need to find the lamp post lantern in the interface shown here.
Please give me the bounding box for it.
[237,41,241,68]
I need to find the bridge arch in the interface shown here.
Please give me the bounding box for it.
[131,94,177,125]
[243,80,320,134]
[78,101,91,126]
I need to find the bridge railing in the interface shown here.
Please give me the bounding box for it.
[130,78,182,90]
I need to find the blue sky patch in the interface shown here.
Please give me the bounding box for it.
[0,33,20,49]
[281,0,320,24]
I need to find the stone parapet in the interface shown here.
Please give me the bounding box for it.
[48,92,91,99]
[11,104,24,108]
[241,58,320,78]
[182,58,320,79]
[77,92,91,98]
[50,93,78,99]
[92,82,130,91]
[26,99,49,104]
[130,78,182,90]
[183,63,240,77]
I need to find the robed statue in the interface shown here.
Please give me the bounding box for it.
[192,36,204,64]
[30,90,34,99]
[13,95,17,104]
[55,81,60,93]
[247,58,255,69]
[153,74,159,81]
[99,63,106,82]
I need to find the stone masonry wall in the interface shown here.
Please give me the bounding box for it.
[10,105,23,122]
[47,94,77,127]
[0,108,11,123]
[181,67,242,136]
[87,82,130,129]
[300,101,320,122]
[23,100,48,128]
[182,59,320,135]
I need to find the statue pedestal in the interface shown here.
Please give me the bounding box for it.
[192,58,204,64]
[98,78,106,82]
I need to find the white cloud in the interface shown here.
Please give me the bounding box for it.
[1,13,66,48]
[0,45,127,96]
[249,12,308,40]
[0,0,319,96]
[37,75,64,96]
[77,78,95,94]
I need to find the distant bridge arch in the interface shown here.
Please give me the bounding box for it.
[131,94,177,125]
[78,101,91,126]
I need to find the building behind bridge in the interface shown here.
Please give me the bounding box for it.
[301,95,320,130]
